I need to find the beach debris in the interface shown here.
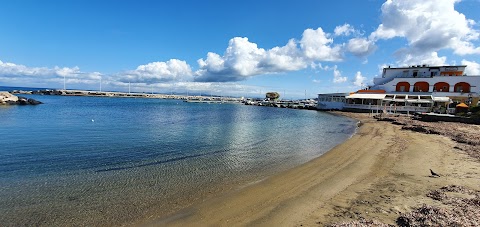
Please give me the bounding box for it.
[376,115,480,161]
[329,185,480,227]
[429,169,441,178]
[328,218,393,227]
[397,185,480,226]
[396,204,452,226]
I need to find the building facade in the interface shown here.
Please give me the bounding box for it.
[318,65,480,113]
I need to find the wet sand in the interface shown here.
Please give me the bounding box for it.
[146,112,480,226]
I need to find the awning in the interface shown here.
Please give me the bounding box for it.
[433,96,450,102]
[405,99,434,103]
[345,93,386,99]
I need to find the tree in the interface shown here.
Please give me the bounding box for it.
[265,92,280,100]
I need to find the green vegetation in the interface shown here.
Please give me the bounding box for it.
[265,92,280,100]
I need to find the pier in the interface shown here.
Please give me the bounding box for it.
[11,89,318,109]
[11,89,244,103]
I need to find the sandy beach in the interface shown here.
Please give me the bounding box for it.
[146,112,480,226]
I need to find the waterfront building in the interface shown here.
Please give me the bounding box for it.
[318,65,480,113]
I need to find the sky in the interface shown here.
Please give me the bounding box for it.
[1,0,480,99]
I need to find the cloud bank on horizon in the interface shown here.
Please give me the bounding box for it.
[1,0,479,95]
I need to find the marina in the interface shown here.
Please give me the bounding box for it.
[10,88,320,109]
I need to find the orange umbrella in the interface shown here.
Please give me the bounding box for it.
[456,102,469,108]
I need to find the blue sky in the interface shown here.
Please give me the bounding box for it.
[1,0,480,99]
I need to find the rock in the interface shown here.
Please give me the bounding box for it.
[17,96,29,105]
[28,98,42,105]
[0,92,42,105]
[1,91,19,104]
[5,100,18,105]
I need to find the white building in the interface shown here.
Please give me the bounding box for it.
[318,65,480,113]
[317,93,349,110]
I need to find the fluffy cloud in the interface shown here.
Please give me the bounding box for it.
[370,0,480,64]
[0,26,349,85]
[347,38,377,57]
[334,24,355,37]
[264,39,307,71]
[0,60,102,84]
[195,37,267,82]
[394,51,447,66]
[195,37,308,82]
[332,65,347,83]
[353,71,367,87]
[461,59,480,75]
[119,59,192,84]
[300,28,343,62]
[125,27,347,83]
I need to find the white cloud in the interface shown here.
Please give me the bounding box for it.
[195,37,265,82]
[347,37,377,57]
[265,39,307,71]
[300,28,343,62]
[334,24,355,36]
[1,26,351,85]
[310,62,332,71]
[394,51,447,66]
[195,37,308,82]
[197,52,224,72]
[222,37,266,77]
[353,71,367,87]
[312,79,322,83]
[332,65,347,83]
[119,59,193,84]
[461,59,480,75]
[193,27,349,82]
[370,0,480,64]
[0,60,102,86]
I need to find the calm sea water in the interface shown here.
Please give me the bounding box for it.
[0,95,357,226]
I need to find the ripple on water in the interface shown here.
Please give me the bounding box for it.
[0,95,357,226]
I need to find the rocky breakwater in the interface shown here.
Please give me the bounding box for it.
[0,91,42,105]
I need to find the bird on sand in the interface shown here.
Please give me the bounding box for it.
[430,169,440,177]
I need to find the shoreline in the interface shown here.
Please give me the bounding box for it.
[142,112,480,226]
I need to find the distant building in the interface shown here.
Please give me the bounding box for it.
[317,93,349,110]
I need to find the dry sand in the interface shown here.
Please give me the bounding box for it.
[144,112,480,226]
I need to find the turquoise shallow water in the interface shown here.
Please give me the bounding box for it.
[0,95,357,226]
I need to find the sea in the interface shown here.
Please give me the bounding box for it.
[0,92,358,226]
